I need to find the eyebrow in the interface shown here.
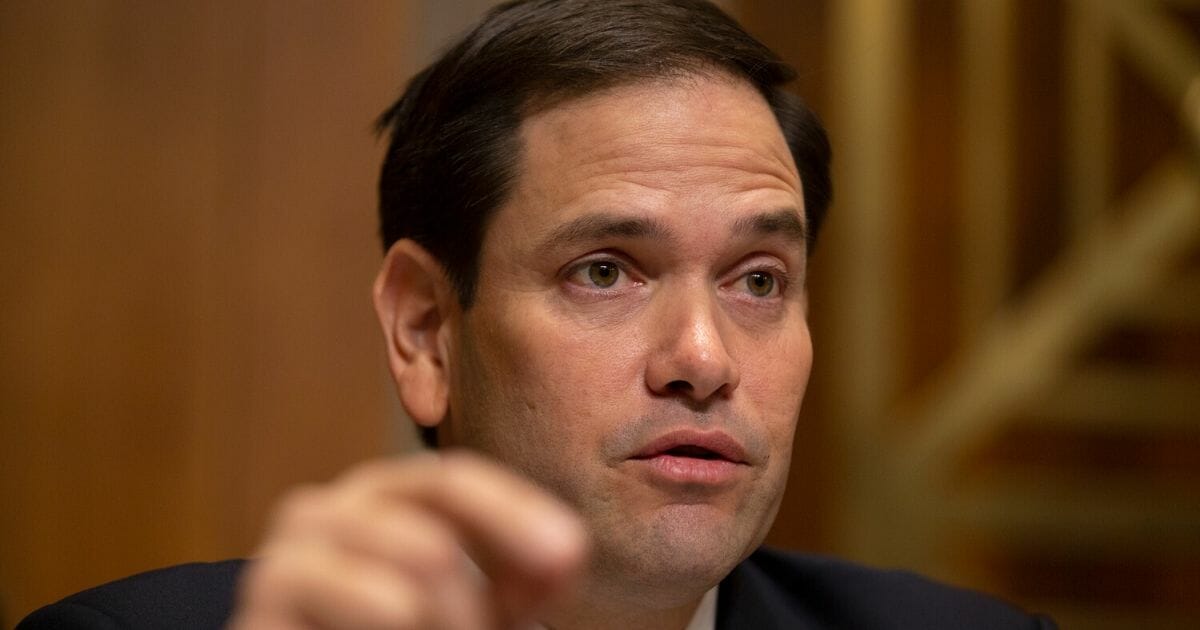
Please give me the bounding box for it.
[729,208,808,247]
[538,214,674,252]
[538,208,806,254]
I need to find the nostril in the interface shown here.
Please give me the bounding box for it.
[666,380,693,393]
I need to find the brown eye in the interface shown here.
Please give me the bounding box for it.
[746,271,774,297]
[587,261,620,287]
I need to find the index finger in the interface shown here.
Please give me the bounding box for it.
[342,451,589,618]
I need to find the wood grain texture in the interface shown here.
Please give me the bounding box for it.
[0,2,415,622]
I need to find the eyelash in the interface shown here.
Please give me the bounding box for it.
[562,257,792,298]
[736,266,791,299]
[564,257,637,290]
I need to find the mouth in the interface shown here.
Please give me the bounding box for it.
[630,429,748,464]
[655,445,726,460]
[627,429,749,486]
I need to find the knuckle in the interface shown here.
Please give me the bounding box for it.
[342,456,404,486]
[437,449,483,473]
[276,484,327,522]
[436,451,487,491]
[413,534,464,577]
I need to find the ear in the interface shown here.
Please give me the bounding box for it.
[372,239,457,428]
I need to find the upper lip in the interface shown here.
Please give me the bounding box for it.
[629,429,748,464]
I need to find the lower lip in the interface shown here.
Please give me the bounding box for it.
[631,454,743,486]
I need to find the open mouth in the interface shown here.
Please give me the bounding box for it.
[628,432,746,486]
[656,445,725,460]
[629,429,748,466]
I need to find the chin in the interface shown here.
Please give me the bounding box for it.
[591,503,761,605]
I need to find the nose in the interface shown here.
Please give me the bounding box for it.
[644,289,740,403]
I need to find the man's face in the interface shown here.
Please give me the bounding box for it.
[444,74,812,602]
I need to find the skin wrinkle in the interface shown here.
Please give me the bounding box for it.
[443,75,811,620]
[538,208,806,268]
[535,83,799,201]
[569,154,797,198]
[543,73,797,169]
[579,143,795,178]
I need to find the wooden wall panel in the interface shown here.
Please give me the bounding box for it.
[0,2,415,623]
[8,1,1192,626]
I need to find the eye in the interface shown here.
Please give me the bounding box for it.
[745,271,776,297]
[562,256,639,294]
[585,261,620,288]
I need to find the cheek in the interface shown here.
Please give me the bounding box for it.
[741,326,812,434]
[518,300,647,387]
[465,305,646,444]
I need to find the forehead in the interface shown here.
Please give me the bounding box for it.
[493,75,804,241]
[523,75,796,183]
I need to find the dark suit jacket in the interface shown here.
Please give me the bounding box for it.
[18,547,1055,629]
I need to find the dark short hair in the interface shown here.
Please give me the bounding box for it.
[375,0,832,449]
[376,0,832,307]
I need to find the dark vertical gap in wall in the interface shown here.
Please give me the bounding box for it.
[899,0,962,398]
[1009,0,1066,295]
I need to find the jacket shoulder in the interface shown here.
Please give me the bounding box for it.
[718,547,1056,630]
[16,560,245,630]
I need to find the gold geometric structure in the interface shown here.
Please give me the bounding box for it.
[827,1,1200,627]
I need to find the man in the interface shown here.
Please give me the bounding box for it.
[20,1,1054,628]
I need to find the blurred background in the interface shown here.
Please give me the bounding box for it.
[2,1,1198,627]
